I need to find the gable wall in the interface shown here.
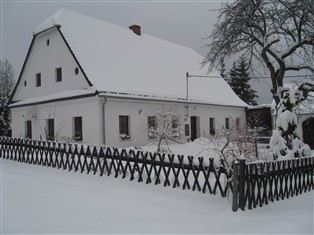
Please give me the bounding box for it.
[12,28,90,102]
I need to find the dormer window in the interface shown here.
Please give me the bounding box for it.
[56,67,62,82]
[36,73,41,87]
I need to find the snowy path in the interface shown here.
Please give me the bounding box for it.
[1,159,313,234]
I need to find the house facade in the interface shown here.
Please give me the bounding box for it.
[9,9,248,148]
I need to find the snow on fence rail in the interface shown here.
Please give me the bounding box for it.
[233,157,314,211]
[0,137,231,197]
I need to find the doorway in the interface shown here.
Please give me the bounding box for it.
[302,118,314,149]
[190,116,199,141]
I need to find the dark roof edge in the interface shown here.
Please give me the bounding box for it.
[57,27,93,87]
[8,36,36,105]
[9,92,97,109]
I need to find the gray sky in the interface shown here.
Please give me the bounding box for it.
[1,0,274,104]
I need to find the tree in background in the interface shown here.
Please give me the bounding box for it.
[0,60,15,136]
[228,58,258,105]
[203,0,314,158]
[219,58,227,81]
[203,0,314,106]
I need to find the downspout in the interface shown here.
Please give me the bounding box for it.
[102,97,107,145]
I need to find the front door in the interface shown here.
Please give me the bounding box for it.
[302,118,314,149]
[190,116,199,141]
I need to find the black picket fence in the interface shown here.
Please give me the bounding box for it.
[233,157,314,211]
[0,137,231,197]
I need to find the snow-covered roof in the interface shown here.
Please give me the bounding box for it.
[34,9,247,107]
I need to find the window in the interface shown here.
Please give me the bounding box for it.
[147,116,156,138]
[225,117,230,130]
[25,121,32,139]
[55,67,62,82]
[46,39,50,46]
[172,116,178,130]
[73,117,83,141]
[36,73,41,87]
[47,119,54,141]
[119,115,130,140]
[209,117,215,135]
[171,115,180,137]
[74,67,79,75]
[236,117,241,130]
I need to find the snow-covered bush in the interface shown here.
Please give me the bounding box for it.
[270,83,312,160]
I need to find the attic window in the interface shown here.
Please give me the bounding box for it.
[55,67,62,82]
[46,39,50,46]
[74,67,79,75]
[36,73,41,87]
[24,80,27,87]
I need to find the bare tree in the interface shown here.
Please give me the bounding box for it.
[0,60,15,136]
[148,108,184,153]
[203,0,314,106]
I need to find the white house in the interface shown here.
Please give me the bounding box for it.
[9,9,248,148]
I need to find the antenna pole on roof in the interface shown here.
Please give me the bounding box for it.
[185,72,190,119]
[186,72,190,101]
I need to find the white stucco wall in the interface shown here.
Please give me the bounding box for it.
[103,97,246,148]
[12,28,89,102]
[11,96,104,146]
[11,95,246,148]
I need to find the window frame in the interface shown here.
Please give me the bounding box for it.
[73,116,83,141]
[147,116,157,138]
[35,73,41,87]
[225,117,230,130]
[25,120,32,139]
[119,115,130,140]
[47,119,54,141]
[209,117,215,135]
[55,67,62,82]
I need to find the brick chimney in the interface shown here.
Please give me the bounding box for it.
[129,24,141,35]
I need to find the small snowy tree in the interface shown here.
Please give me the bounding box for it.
[148,108,184,153]
[0,60,15,136]
[270,80,314,159]
[228,58,258,105]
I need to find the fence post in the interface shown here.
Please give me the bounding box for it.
[232,160,239,212]
[239,156,246,211]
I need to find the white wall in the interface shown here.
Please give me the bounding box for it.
[11,95,245,148]
[103,97,246,148]
[11,96,103,146]
[12,28,89,102]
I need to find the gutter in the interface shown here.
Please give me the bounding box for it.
[98,92,248,109]
[102,97,107,145]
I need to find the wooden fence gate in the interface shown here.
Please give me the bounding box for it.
[232,157,314,211]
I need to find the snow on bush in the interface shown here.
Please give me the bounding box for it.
[270,85,311,159]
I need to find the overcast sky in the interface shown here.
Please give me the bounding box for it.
[1,0,274,104]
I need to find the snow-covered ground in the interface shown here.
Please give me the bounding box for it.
[1,158,313,234]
